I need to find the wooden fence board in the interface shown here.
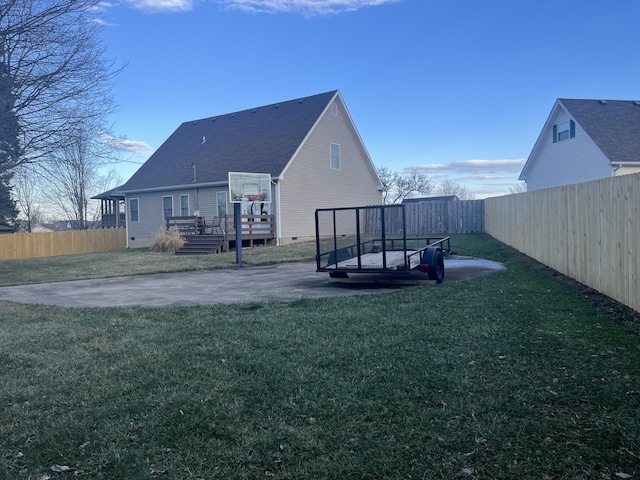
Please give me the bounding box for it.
[402,200,485,234]
[485,173,640,313]
[0,229,127,261]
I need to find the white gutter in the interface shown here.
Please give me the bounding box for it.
[119,180,227,195]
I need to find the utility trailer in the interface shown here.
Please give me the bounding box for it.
[315,204,450,284]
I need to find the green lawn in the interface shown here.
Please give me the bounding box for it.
[1,235,639,479]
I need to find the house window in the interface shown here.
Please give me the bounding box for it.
[163,196,173,219]
[217,191,227,217]
[130,198,139,222]
[553,120,575,143]
[331,103,338,116]
[180,194,189,216]
[330,143,340,170]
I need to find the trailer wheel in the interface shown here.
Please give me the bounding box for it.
[427,249,445,284]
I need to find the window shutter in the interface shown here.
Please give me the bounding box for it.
[570,120,575,138]
[553,124,558,143]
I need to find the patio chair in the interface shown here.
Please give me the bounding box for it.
[207,216,223,234]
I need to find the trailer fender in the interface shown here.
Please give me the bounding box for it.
[420,246,445,284]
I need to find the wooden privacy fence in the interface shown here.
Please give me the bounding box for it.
[485,173,640,313]
[403,200,485,234]
[360,200,485,235]
[0,228,127,261]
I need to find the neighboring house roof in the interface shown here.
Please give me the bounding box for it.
[119,90,343,193]
[559,99,640,165]
[31,224,55,233]
[520,98,640,180]
[403,195,458,203]
[0,225,16,234]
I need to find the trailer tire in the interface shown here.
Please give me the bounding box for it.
[424,248,445,284]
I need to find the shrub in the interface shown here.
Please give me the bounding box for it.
[151,228,185,253]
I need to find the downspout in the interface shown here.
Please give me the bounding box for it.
[125,197,130,249]
[274,179,281,246]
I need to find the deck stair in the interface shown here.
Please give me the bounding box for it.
[175,234,225,255]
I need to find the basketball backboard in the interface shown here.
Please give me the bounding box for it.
[228,172,272,204]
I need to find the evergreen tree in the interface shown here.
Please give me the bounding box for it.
[0,179,18,226]
[0,60,19,224]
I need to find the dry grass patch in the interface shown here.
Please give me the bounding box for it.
[150,228,185,253]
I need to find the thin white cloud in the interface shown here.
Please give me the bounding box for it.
[410,158,526,176]
[219,0,401,16]
[118,0,399,15]
[123,0,194,13]
[101,134,154,157]
[404,159,527,199]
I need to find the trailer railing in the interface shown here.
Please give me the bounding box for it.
[315,204,450,275]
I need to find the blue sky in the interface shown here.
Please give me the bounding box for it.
[98,0,640,198]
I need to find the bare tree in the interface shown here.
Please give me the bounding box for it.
[435,179,475,200]
[0,0,122,175]
[509,182,527,194]
[12,165,43,231]
[43,128,121,229]
[378,166,434,204]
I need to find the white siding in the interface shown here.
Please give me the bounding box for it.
[278,98,381,242]
[526,109,612,191]
[615,166,640,176]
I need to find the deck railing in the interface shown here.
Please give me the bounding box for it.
[224,214,275,248]
[100,213,126,228]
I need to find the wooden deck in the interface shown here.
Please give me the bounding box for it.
[166,216,204,235]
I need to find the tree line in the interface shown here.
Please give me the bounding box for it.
[0,1,496,231]
[0,0,123,230]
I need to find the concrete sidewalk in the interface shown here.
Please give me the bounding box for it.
[0,258,505,308]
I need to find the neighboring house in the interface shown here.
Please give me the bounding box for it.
[113,90,383,248]
[30,224,55,233]
[402,195,459,204]
[0,225,15,234]
[519,99,640,190]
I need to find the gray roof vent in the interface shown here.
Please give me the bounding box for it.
[252,109,257,113]
[274,104,280,109]
[230,113,236,118]
[599,100,608,105]
[633,101,640,106]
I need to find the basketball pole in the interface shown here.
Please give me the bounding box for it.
[234,202,242,265]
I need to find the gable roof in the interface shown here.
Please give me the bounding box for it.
[91,185,125,200]
[120,90,340,193]
[520,98,640,180]
[559,99,640,165]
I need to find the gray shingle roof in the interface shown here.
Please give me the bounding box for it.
[559,99,640,164]
[120,90,338,192]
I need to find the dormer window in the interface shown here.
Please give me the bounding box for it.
[553,120,575,143]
